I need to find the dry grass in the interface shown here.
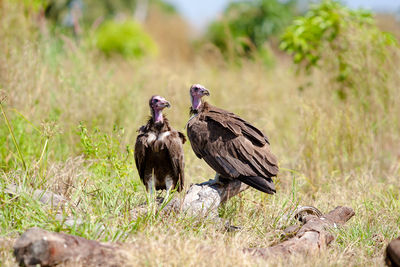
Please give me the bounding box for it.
[0,1,400,266]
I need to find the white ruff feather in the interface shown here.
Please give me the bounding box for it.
[157,131,170,141]
[147,133,157,144]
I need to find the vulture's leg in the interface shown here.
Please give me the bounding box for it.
[163,176,173,203]
[210,173,225,186]
[146,171,158,214]
[146,170,156,203]
[146,177,155,196]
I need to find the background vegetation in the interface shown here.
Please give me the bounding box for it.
[206,0,297,64]
[1,0,400,266]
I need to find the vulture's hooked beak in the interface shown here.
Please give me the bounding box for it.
[164,101,171,108]
[202,89,210,96]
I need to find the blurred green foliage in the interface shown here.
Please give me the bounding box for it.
[280,0,374,69]
[45,0,136,24]
[43,0,176,25]
[22,0,169,59]
[151,0,176,14]
[95,20,158,59]
[207,0,297,61]
[20,0,48,11]
[280,0,398,100]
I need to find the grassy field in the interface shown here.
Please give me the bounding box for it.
[1,2,400,266]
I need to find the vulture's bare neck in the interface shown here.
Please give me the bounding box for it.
[190,101,208,116]
[148,115,170,132]
[152,109,164,123]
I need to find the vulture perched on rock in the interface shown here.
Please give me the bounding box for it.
[135,95,186,196]
[186,84,278,194]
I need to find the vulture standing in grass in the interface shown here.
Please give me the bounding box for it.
[186,84,278,194]
[135,95,186,197]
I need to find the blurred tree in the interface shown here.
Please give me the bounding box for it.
[280,0,398,101]
[20,0,48,12]
[17,0,179,60]
[43,0,175,26]
[45,0,137,25]
[144,2,192,61]
[206,0,297,62]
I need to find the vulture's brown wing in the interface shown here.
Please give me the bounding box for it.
[134,127,149,183]
[187,108,278,182]
[206,107,270,146]
[187,116,209,158]
[163,131,185,191]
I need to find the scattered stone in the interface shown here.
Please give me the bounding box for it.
[5,184,67,208]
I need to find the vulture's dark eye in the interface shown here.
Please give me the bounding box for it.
[154,99,159,103]
[194,88,198,92]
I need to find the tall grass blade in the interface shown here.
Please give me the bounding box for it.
[0,102,27,171]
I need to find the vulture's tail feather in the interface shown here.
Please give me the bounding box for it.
[238,176,276,194]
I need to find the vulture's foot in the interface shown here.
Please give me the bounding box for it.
[208,173,225,187]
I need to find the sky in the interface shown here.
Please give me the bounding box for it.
[165,0,400,30]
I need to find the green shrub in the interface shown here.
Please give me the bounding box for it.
[95,20,158,59]
[280,0,398,100]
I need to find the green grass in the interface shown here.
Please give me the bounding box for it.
[0,1,400,266]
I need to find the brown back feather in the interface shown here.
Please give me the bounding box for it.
[187,101,278,193]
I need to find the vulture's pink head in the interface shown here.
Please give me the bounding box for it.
[149,95,170,123]
[190,84,210,110]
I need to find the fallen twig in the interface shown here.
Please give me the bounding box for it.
[13,206,354,266]
[245,206,355,258]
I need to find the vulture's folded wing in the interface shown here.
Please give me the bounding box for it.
[134,130,148,182]
[164,131,185,190]
[202,133,278,178]
[187,107,278,180]
[206,108,269,146]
